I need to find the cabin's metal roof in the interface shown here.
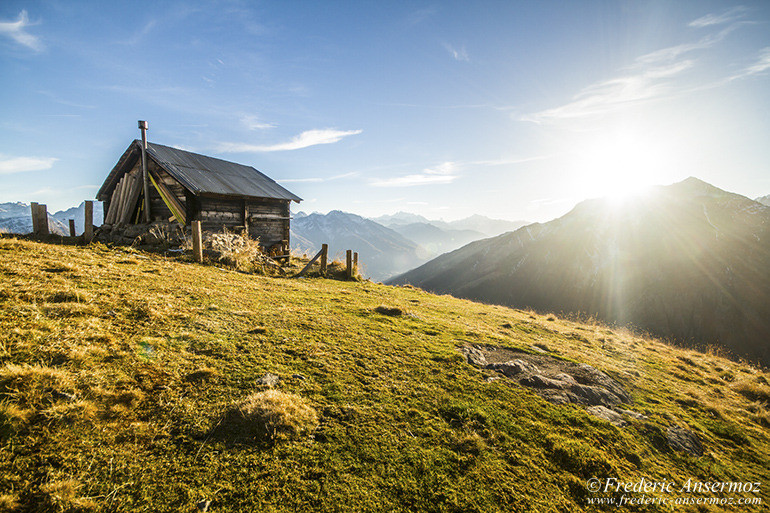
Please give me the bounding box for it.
[97,140,302,202]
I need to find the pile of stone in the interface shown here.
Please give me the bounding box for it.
[94,222,187,248]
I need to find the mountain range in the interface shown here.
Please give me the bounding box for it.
[373,211,528,237]
[0,201,103,236]
[290,211,426,280]
[390,177,770,366]
[291,211,528,280]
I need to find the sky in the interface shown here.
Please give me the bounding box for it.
[1,1,769,222]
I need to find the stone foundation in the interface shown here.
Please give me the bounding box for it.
[94,222,187,248]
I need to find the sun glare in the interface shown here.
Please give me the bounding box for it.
[572,130,678,202]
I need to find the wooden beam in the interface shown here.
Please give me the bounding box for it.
[68,219,76,237]
[30,202,39,234]
[120,175,142,224]
[34,203,49,236]
[84,201,93,242]
[112,176,127,226]
[346,250,353,279]
[192,220,203,263]
[149,170,187,225]
[320,243,328,275]
[353,252,358,274]
[140,121,151,223]
[105,186,120,225]
[118,176,131,225]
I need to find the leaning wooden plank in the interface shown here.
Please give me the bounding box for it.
[106,186,119,224]
[120,174,142,224]
[294,247,324,278]
[105,185,118,224]
[115,176,130,225]
[149,170,186,225]
[110,177,123,224]
[108,177,125,225]
[120,175,137,223]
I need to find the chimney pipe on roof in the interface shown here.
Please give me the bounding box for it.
[138,120,151,223]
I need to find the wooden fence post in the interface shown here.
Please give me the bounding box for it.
[346,249,353,279]
[320,244,328,275]
[33,203,49,236]
[68,219,76,237]
[353,252,358,274]
[30,203,39,234]
[192,220,203,263]
[84,201,93,242]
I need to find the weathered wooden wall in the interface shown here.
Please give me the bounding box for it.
[198,196,290,247]
[198,197,244,232]
[246,198,290,247]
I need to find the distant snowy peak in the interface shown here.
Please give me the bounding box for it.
[372,211,432,226]
[756,194,770,207]
[51,201,104,233]
[372,212,528,237]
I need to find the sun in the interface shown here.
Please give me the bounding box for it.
[571,129,679,202]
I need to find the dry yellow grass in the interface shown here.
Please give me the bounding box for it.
[0,493,19,512]
[40,478,96,511]
[220,390,319,442]
[0,364,74,409]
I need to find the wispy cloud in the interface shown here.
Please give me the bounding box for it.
[36,90,96,109]
[521,13,758,124]
[371,161,459,187]
[278,172,358,184]
[406,7,437,26]
[467,156,549,167]
[689,6,747,28]
[0,10,43,51]
[0,155,57,175]
[369,156,543,188]
[119,20,157,46]
[730,47,770,80]
[522,60,694,123]
[217,129,362,152]
[278,177,323,184]
[240,115,276,130]
[443,42,469,62]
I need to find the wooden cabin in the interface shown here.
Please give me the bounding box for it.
[96,140,302,251]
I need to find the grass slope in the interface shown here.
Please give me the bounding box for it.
[0,238,768,512]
